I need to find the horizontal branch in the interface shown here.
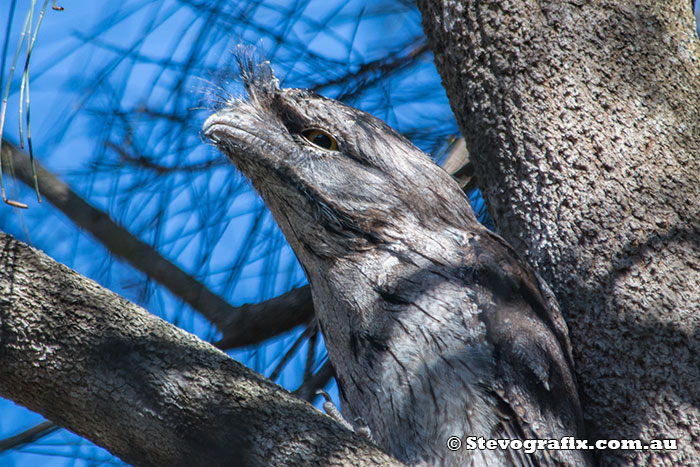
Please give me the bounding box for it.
[213,285,313,349]
[0,231,399,466]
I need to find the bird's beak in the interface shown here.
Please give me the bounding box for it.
[202,112,224,142]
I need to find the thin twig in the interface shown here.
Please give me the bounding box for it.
[19,0,50,202]
[293,360,334,403]
[0,421,59,453]
[0,1,31,207]
[303,324,318,382]
[268,320,317,382]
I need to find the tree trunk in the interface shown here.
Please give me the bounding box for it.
[0,232,400,466]
[416,0,700,464]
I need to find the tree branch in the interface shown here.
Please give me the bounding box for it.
[213,285,313,349]
[0,231,399,466]
[0,421,59,453]
[440,137,475,192]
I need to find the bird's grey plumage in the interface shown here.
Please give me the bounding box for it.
[203,56,589,466]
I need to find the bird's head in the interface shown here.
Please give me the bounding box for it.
[203,56,475,261]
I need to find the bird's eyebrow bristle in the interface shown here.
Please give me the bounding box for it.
[200,47,279,113]
[234,47,280,103]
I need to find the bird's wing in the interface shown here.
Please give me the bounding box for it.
[469,229,587,465]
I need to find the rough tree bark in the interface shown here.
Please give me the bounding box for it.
[0,232,400,466]
[416,0,700,464]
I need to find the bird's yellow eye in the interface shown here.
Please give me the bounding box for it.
[301,129,338,151]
